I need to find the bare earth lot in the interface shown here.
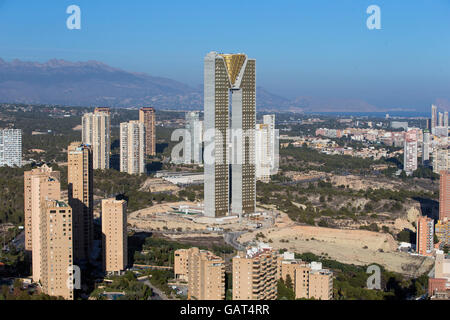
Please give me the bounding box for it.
[238,212,433,277]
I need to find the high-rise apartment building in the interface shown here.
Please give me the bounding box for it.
[404,130,418,175]
[24,165,60,254]
[174,247,225,300]
[440,171,450,221]
[232,243,277,300]
[263,115,278,176]
[416,215,435,256]
[0,129,22,167]
[29,171,61,283]
[82,109,111,170]
[102,198,127,274]
[433,148,450,174]
[184,111,203,164]
[435,220,449,247]
[255,123,270,182]
[120,121,145,175]
[139,107,156,157]
[423,130,431,163]
[445,111,449,133]
[204,51,256,218]
[439,112,444,127]
[432,104,438,134]
[255,114,278,182]
[39,200,74,300]
[68,142,94,262]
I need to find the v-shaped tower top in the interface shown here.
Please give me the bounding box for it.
[219,54,247,86]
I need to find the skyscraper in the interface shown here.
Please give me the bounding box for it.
[0,129,22,167]
[24,165,60,254]
[30,174,61,283]
[204,51,256,218]
[416,215,434,256]
[139,107,156,157]
[440,171,450,221]
[404,130,418,175]
[255,123,271,182]
[433,147,450,174]
[82,109,111,170]
[120,121,145,175]
[423,130,431,163]
[432,104,438,134]
[445,111,449,137]
[102,198,127,274]
[39,200,74,300]
[184,111,203,164]
[439,112,444,127]
[68,142,94,262]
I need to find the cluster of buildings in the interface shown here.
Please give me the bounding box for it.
[415,170,450,299]
[82,107,155,175]
[24,146,129,300]
[314,105,449,176]
[287,135,398,160]
[174,244,333,301]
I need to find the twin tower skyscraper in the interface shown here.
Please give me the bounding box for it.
[204,52,256,218]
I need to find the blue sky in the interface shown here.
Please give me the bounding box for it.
[0,0,449,110]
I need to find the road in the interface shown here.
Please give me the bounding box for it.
[224,231,246,251]
[139,278,170,301]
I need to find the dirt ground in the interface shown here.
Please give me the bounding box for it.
[238,211,433,277]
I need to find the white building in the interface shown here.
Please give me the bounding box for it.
[0,129,22,167]
[423,130,431,163]
[184,111,203,164]
[433,147,450,174]
[82,111,111,170]
[255,123,270,182]
[404,130,418,175]
[120,121,145,175]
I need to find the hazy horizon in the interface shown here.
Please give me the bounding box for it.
[1,0,450,111]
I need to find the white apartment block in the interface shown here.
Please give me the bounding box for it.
[0,129,22,167]
[120,121,145,175]
[82,111,111,170]
[184,111,203,165]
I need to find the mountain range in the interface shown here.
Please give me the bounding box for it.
[0,58,383,112]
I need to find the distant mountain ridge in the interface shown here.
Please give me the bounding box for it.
[0,57,382,112]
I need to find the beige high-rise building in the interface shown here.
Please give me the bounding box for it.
[24,164,60,254]
[68,142,94,262]
[417,215,434,256]
[26,167,62,282]
[139,107,156,157]
[278,252,333,300]
[174,248,225,300]
[120,120,145,175]
[102,198,127,274]
[39,200,74,300]
[82,109,111,170]
[232,244,277,300]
